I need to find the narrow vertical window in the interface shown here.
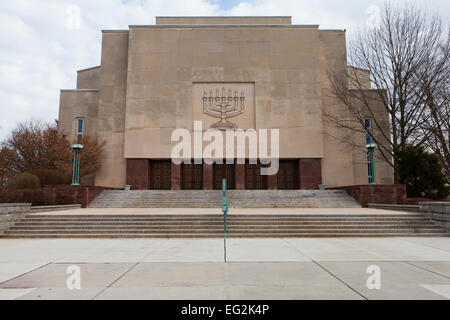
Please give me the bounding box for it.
[77,119,84,142]
[365,119,372,145]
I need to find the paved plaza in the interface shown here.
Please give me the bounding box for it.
[0,236,449,300]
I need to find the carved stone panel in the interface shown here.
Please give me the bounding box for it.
[192,83,255,130]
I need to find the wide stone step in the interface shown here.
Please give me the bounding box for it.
[3,211,446,238]
[14,221,437,227]
[20,217,431,222]
[9,225,441,231]
[23,213,427,218]
[88,190,362,208]
[5,226,444,234]
[1,233,449,239]
[19,217,432,223]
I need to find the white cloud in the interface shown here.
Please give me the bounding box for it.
[0,0,448,139]
[0,0,222,138]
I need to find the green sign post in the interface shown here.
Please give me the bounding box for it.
[222,178,228,262]
[222,179,228,235]
[71,144,84,186]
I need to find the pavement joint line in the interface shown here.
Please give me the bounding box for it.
[224,237,227,263]
[394,237,450,254]
[311,260,369,300]
[91,262,140,300]
[280,238,312,262]
[280,238,369,300]
[405,261,450,280]
[0,262,51,286]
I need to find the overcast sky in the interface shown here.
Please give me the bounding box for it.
[0,0,448,140]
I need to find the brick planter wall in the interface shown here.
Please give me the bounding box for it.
[332,185,407,208]
[43,186,116,208]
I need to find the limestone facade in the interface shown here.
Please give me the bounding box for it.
[58,16,394,189]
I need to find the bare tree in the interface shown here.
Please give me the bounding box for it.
[0,120,105,185]
[327,2,448,183]
[414,30,450,181]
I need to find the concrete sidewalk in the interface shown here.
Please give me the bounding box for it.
[0,237,449,299]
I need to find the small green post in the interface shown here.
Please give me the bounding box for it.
[222,179,228,235]
[71,144,84,186]
[222,178,228,263]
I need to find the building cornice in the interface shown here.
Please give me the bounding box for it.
[77,66,101,73]
[129,24,319,28]
[156,16,292,18]
[60,89,99,92]
[102,30,129,33]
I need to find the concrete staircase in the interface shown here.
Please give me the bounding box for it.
[89,190,362,208]
[1,213,448,238]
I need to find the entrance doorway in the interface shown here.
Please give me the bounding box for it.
[149,160,171,190]
[181,163,203,190]
[213,163,235,189]
[245,162,268,189]
[277,160,299,189]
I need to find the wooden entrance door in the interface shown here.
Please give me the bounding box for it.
[213,163,235,190]
[181,163,203,190]
[149,160,171,190]
[277,160,299,189]
[245,162,268,189]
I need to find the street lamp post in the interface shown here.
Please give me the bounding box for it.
[365,120,377,185]
[71,144,84,186]
[366,143,377,185]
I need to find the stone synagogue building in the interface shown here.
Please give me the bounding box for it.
[58,16,393,190]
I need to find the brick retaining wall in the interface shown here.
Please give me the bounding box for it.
[43,186,116,208]
[332,185,407,208]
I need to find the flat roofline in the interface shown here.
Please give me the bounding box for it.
[129,24,319,28]
[77,66,100,73]
[348,65,370,72]
[319,29,346,32]
[156,16,292,18]
[61,89,99,92]
[349,88,386,92]
[102,30,129,33]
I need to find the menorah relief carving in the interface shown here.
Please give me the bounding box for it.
[202,88,245,130]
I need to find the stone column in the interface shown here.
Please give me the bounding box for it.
[299,158,322,190]
[203,163,213,190]
[126,159,149,190]
[235,163,246,190]
[171,162,181,190]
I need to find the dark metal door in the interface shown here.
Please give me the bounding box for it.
[149,160,171,190]
[277,160,299,190]
[213,163,235,190]
[181,163,203,190]
[245,162,268,189]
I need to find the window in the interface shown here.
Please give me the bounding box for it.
[76,119,84,142]
[365,119,372,145]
